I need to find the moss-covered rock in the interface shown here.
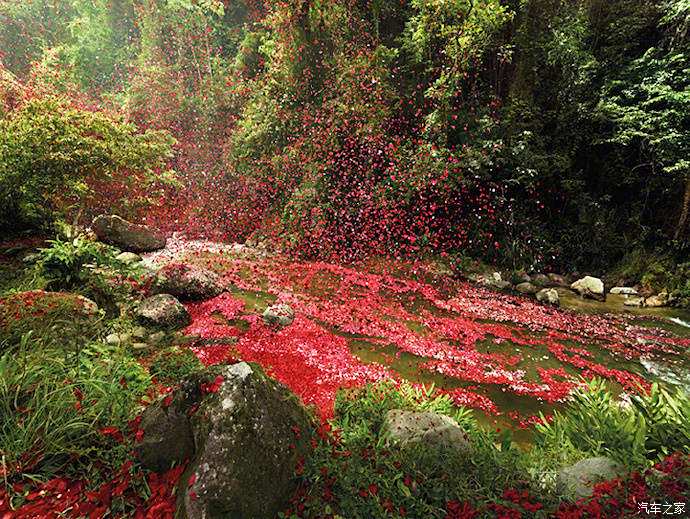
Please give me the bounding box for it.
[136,362,314,519]
[136,294,191,329]
[92,214,166,253]
[180,362,313,519]
[0,290,100,344]
[154,263,224,301]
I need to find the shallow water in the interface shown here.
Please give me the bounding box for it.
[150,241,690,437]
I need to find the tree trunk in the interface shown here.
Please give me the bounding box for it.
[674,176,690,241]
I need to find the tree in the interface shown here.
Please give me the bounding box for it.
[598,0,690,241]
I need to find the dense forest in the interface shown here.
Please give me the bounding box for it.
[1,0,688,272]
[1,1,689,518]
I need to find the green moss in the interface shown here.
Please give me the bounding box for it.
[149,346,204,384]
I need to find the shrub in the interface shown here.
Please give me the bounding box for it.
[291,382,540,518]
[33,235,148,310]
[533,379,690,469]
[0,97,175,232]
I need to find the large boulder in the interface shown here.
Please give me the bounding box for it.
[571,276,605,301]
[536,288,560,306]
[154,263,224,301]
[383,409,471,452]
[263,303,295,327]
[136,294,191,329]
[556,457,625,499]
[92,215,166,252]
[136,363,313,519]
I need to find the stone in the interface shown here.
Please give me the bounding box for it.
[383,409,471,452]
[136,294,191,329]
[557,457,625,499]
[536,288,560,306]
[92,215,166,253]
[624,296,645,307]
[513,271,532,284]
[516,282,539,295]
[148,331,166,345]
[531,273,551,287]
[547,273,569,287]
[476,272,512,291]
[116,251,143,264]
[645,292,669,308]
[571,276,605,301]
[132,342,149,351]
[131,326,148,339]
[154,263,224,301]
[135,377,200,473]
[610,287,638,295]
[106,333,130,345]
[263,304,295,327]
[140,363,315,519]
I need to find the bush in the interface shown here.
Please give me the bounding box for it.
[291,382,541,518]
[533,379,690,469]
[33,235,148,310]
[0,97,175,232]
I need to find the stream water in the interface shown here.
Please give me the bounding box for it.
[145,241,690,441]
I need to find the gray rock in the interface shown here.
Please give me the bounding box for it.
[571,276,605,301]
[624,296,645,307]
[531,273,551,287]
[92,215,166,253]
[263,304,295,327]
[383,409,470,452]
[154,263,224,301]
[131,326,148,340]
[135,378,199,472]
[557,457,625,499]
[174,363,313,519]
[610,287,638,296]
[536,288,560,306]
[516,282,539,295]
[136,294,191,329]
[106,333,130,345]
[116,251,143,264]
[547,273,569,287]
[477,272,512,291]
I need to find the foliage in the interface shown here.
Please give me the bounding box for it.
[149,346,204,385]
[33,235,147,309]
[290,382,543,518]
[0,97,175,232]
[533,379,690,468]
[0,333,150,482]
